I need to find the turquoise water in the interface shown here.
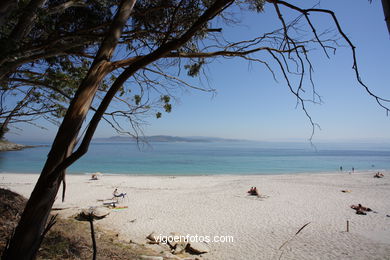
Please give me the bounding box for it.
[0,141,389,175]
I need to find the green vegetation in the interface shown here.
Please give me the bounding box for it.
[0,188,164,259]
[2,1,389,259]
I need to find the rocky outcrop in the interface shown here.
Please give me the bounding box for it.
[0,141,27,151]
[0,140,44,151]
[145,231,210,257]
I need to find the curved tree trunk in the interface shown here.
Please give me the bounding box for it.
[2,1,234,259]
[382,0,390,35]
[1,1,136,259]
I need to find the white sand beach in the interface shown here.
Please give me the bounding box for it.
[1,171,390,259]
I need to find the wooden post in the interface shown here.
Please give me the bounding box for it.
[346,220,349,232]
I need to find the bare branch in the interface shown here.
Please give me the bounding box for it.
[272,0,390,113]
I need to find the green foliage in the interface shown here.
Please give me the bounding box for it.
[134,95,141,105]
[118,86,126,96]
[0,0,269,133]
[246,0,266,12]
[44,0,113,32]
[43,59,90,99]
[163,103,172,113]
[50,104,67,118]
[155,95,173,118]
[161,95,172,114]
[1,1,115,60]
[130,0,213,49]
[161,95,170,103]
[184,59,205,77]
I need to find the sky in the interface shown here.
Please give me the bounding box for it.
[6,0,390,143]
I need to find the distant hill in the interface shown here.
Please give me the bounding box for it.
[94,135,244,143]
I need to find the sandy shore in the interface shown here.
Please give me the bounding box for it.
[1,171,390,259]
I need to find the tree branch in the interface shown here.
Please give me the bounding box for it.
[272,0,390,113]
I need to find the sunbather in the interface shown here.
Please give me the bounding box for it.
[113,188,127,199]
[248,187,259,196]
[351,203,372,215]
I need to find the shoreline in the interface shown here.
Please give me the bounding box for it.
[1,171,390,259]
[1,169,385,177]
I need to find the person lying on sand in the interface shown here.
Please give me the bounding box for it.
[351,204,372,211]
[247,187,259,196]
[113,188,127,199]
[91,174,98,180]
[351,204,372,215]
[374,172,384,178]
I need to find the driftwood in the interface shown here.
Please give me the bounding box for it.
[278,222,311,260]
[76,207,110,260]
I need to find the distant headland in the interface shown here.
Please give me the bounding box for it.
[0,140,47,152]
[95,135,245,143]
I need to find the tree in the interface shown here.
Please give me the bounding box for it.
[0,0,118,134]
[0,57,108,137]
[2,0,390,259]
[0,123,9,140]
[370,0,390,35]
[0,0,180,137]
[382,0,390,34]
[0,87,37,140]
[0,0,18,27]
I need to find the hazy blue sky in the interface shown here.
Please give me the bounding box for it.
[7,0,390,143]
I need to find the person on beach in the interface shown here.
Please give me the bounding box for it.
[340,166,343,171]
[247,187,259,196]
[352,167,354,173]
[374,172,384,178]
[113,188,127,199]
[351,204,372,215]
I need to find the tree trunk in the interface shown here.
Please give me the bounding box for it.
[1,1,136,259]
[2,1,233,259]
[382,0,390,35]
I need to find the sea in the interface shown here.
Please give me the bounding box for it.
[0,141,389,175]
